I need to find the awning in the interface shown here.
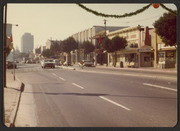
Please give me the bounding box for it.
[117,48,138,54]
[138,45,154,52]
[159,47,176,51]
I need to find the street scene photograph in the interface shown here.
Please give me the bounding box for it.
[2,2,177,127]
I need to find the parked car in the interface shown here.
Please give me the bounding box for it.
[79,60,94,67]
[6,61,17,69]
[41,59,55,68]
[63,61,72,66]
[53,59,61,66]
[26,59,36,64]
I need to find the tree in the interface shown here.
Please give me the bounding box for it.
[153,11,177,47]
[62,37,78,53]
[81,41,95,54]
[102,36,113,53]
[35,47,41,54]
[111,36,127,67]
[50,41,61,58]
[41,49,54,58]
[61,37,78,63]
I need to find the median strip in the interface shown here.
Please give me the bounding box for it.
[72,83,84,89]
[99,96,131,111]
[143,83,177,92]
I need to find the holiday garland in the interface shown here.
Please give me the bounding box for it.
[77,3,177,19]
[77,3,152,18]
[160,4,177,16]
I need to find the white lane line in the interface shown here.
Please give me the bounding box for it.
[52,73,56,76]
[72,83,84,89]
[52,73,66,81]
[143,83,177,92]
[99,96,131,111]
[59,77,65,81]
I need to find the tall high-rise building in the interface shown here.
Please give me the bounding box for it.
[21,33,34,53]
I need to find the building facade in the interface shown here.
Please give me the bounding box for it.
[149,29,176,68]
[21,33,34,53]
[107,26,143,67]
[106,26,176,68]
[71,25,128,64]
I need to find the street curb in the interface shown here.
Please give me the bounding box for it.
[5,79,24,127]
[61,66,76,70]
[60,65,177,73]
[95,66,177,73]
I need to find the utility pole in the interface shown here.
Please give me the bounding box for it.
[104,19,107,35]
[104,19,108,67]
[13,47,15,80]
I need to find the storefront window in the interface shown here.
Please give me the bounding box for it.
[166,51,174,57]
[166,51,175,61]
[158,52,165,62]
[125,54,135,62]
[144,57,150,62]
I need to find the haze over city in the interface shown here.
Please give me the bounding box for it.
[7,3,176,51]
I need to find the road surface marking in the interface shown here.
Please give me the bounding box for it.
[99,96,131,111]
[52,73,57,76]
[72,83,84,89]
[59,77,65,81]
[52,73,66,81]
[143,83,177,92]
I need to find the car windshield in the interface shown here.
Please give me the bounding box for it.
[45,60,53,62]
[54,60,59,62]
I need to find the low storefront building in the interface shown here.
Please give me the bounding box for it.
[149,28,176,68]
[107,25,144,68]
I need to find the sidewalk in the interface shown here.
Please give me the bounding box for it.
[96,65,177,73]
[61,64,177,73]
[4,71,23,127]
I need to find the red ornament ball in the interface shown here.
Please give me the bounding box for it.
[153,3,160,8]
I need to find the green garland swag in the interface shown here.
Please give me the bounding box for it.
[160,4,177,16]
[77,3,177,19]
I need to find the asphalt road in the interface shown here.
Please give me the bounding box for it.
[14,64,177,127]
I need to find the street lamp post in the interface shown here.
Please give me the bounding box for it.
[12,24,18,81]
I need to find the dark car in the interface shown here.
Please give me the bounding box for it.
[6,61,17,69]
[53,59,61,66]
[63,61,72,66]
[79,60,94,67]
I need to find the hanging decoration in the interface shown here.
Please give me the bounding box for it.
[160,4,177,16]
[77,3,152,18]
[153,3,160,8]
[77,3,177,19]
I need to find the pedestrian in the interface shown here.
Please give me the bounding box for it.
[92,58,95,66]
[81,62,84,69]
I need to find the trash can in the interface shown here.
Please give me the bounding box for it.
[120,61,123,68]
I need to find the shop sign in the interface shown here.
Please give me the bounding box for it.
[138,48,152,52]
[130,34,136,38]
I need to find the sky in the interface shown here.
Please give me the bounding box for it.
[6,3,177,51]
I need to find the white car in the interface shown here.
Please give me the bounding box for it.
[41,59,55,68]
